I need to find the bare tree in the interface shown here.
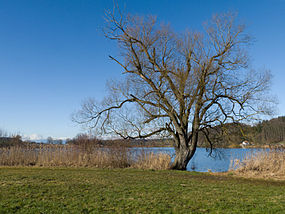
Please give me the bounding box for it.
[74,11,273,170]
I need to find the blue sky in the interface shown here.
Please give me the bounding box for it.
[0,0,284,140]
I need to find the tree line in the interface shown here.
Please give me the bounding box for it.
[197,116,285,147]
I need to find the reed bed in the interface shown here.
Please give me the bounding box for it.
[0,144,171,170]
[230,147,285,179]
[133,150,172,170]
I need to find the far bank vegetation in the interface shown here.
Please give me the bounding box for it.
[1,116,285,150]
[195,116,285,148]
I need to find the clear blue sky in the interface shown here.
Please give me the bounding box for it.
[0,0,284,140]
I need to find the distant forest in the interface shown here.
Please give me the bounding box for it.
[198,116,285,147]
[1,116,285,148]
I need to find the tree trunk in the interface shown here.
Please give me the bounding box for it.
[170,133,198,170]
[170,147,192,170]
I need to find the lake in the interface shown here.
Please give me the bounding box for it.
[134,147,263,172]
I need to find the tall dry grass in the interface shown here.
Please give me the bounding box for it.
[0,144,171,170]
[230,147,285,179]
[133,150,171,170]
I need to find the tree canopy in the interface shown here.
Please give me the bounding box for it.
[74,11,273,170]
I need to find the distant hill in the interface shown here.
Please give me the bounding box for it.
[253,116,285,145]
[198,116,285,147]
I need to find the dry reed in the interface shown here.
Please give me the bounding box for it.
[0,144,171,170]
[133,150,171,170]
[230,147,285,179]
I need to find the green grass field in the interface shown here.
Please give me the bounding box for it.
[0,168,284,213]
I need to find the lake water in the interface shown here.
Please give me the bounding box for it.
[134,147,263,172]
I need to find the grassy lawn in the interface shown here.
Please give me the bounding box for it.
[0,168,284,213]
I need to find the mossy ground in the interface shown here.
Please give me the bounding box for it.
[0,167,284,213]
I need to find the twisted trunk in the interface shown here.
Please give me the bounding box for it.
[170,131,198,170]
[171,146,192,170]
